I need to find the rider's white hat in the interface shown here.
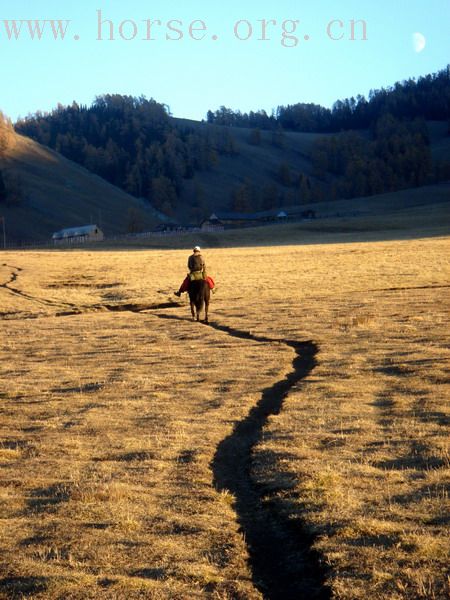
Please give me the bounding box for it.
[193,246,201,252]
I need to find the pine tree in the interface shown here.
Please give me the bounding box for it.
[231,179,255,212]
[271,128,286,148]
[297,173,312,204]
[277,162,292,186]
[248,128,262,146]
[261,183,278,209]
[126,207,145,233]
[150,176,177,215]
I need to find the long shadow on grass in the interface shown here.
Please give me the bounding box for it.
[156,314,330,600]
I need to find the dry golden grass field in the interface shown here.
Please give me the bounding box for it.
[0,234,449,599]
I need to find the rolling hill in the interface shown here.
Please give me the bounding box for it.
[1,112,449,245]
[0,128,162,244]
[142,117,450,231]
[9,66,449,242]
[100,181,450,250]
[173,117,325,219]
[1,115,335,244]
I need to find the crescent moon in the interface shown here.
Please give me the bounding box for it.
[413,32,426,53]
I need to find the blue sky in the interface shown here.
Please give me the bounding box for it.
[1,0,449,122]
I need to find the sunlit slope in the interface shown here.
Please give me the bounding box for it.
[0,130,160,243]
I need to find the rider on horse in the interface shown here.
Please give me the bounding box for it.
[175,246,214,297]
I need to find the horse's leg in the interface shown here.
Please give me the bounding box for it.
[204,296,209,324]
[196,293,202,322]
[203,285,210,324]
[190,300,195,320]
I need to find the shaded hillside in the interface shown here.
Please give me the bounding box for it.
[428,120,450,161]
[0,125,161,244]
[15,96,223,222]
[15,94,450,227]
[175,118,450,217]
[6,115,450,243]
[173,118,326,220]
[103,182,450,250]
[8,69,450,237]
[15,97,327,223]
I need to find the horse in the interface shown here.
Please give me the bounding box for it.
[188,279,210,324]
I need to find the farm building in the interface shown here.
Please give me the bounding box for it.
[52,224,104,245]
[200,215,225,231]
[153,223,182,233]
[206,210,289,228]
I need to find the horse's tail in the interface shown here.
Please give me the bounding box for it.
[198,281,209,312]
[195,294,204,314]
[191,280,205,313]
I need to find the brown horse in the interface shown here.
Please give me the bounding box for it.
[188,279,210,324]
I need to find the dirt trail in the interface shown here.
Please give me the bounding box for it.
[0,265,180,318]
[158,315,329,599]
[1,264,77,309]
[211,325,328,599]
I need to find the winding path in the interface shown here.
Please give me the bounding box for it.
[158,315,329,599]
[212,327,328,599]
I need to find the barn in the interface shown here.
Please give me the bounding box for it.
[206,210,289,228]
[52,224,104,245]
[200,215,225,231]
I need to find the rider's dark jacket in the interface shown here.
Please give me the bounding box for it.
[188,253,205,273]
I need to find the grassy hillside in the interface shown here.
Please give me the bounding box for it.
[0,129,161,244]
[174,118,326,218]
[428,120,450,161]
[2,114,449,244]
[1,116,327,243]
[174,118,449,220]
[98,182,450,250]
